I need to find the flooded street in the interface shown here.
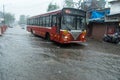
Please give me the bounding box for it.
[0,26,120,80]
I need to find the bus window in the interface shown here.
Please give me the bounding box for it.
[43,17,46,27]
[37,18,39,26]
[61,15,86,30]
[49,16,52,27]
[33,18,35,25]
[52,15,57,26]
[36,18,38,25]
[77,17,85,30]
[61,15,75,30]
[56,14,61,33]
[31,19,34,25]
[46,16,49,27]
[39,18,40,26]
[40,17,43,26]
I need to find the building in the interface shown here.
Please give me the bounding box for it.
[87,8,110,40]
[87,0,120,40]
[105,0,120,35]
[109,0,120,14]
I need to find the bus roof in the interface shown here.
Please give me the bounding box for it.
[28,8,85,19]
[29,9,62,19]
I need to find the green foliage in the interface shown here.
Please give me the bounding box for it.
[81,0,106,10]
[64,0,74,7]
[4,13,15,25]
[47,3,59,12]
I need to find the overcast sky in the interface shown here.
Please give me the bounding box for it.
[0,0,64,20]
[0,0,111,20]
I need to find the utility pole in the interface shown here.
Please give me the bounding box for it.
[3,5,5,24]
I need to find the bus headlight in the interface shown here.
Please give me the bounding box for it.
[82,35,85,38]
[64,36,68,39]
[62,35,69,41]
[62,35,68,39]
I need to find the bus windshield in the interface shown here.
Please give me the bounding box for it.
[61,15,86,31]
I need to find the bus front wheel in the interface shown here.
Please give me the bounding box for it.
[45,33,51,41]
[31,29,34,34]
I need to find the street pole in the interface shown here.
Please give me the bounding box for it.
[83,1,86,14]
[3,5,5,24]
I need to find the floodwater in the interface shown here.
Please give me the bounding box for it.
[0,26,120,80]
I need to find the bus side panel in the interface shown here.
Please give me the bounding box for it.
[27,25,32,32]
[34,26,51,38]
[27,25,52,38]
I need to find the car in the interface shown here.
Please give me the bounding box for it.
[20,24,26,29]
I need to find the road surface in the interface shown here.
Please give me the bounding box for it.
[0,26,120,80]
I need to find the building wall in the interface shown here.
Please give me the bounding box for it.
[106,24,116,34]
[110,1,120,14]
[91,23,107,40]
[88,22,117,41]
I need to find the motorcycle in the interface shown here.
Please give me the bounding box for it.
[103,33,120,44]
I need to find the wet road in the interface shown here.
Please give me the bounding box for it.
[0,26,120,80]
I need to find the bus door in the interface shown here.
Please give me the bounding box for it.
[56,14,61,33]
[51,14,60,34]
[51,14,61,41]
[51,15,57,34]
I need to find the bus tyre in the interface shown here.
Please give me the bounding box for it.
[45,33,50,41]
[31,30,33,34]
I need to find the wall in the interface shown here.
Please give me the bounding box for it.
[110,1,120,14]
[91,23,107,40]
[88,22,117,40]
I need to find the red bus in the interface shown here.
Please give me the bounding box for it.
[27,8,86,44]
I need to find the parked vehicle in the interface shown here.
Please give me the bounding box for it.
[0,25,7,36]
[20,24,26,29]
[103,32,120,44]
[8,25,13,28]
[0,20,7,36]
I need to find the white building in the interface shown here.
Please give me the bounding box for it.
[105,0,120,22]
[104,0,120,35]
[110,0,120,14]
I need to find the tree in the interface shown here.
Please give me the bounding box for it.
[64,0,74,7]
[74,0,82,9]
[47,3,59,12]
[18,15,26,24]
[62,0,106,10]
[4,13,15,25]
[0,11,4,25]
[0,11,15,25]
[81,0,106,11]
[98,0,106,9]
